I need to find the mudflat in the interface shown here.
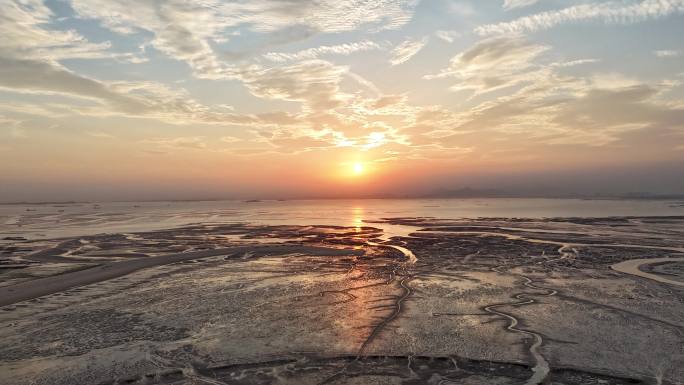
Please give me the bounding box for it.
[0,245,363,307]
[1,216,683,385]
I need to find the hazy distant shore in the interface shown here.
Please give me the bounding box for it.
[3,192,684,206]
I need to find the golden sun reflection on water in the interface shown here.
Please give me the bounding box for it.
[352,206,364,233]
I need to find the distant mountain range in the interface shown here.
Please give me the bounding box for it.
[416,188,684,200]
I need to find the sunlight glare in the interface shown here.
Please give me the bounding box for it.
[353,162,364,175]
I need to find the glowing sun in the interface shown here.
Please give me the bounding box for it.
[353,162,364,175]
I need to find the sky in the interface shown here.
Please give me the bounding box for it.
[1,0,684,201]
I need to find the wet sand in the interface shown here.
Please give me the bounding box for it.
[0,245,363,307]
[1,215,683,385]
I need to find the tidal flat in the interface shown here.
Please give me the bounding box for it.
[1,204,683,384]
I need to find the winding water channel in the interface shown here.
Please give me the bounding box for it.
[395,226,684,385]
[611,257,684,286]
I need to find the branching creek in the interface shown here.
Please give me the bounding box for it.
[2,216,684,385]
[367,222,684,385]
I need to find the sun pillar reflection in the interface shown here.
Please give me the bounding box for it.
[339,205,384,352]
[352,206,364,233]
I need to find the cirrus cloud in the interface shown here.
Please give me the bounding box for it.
[68,0,420,78]
[426,37,549,94]
[390,37,428,66]
[477,0,684,36]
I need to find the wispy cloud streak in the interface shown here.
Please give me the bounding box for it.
[390,37,428,66]
[503,0,541,10]
[477,0,684,35]
[263,41,382,62]
[654,49,682,57]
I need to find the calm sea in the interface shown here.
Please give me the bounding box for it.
[1,198,683,240]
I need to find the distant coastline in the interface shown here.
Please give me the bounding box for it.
[2,191,684,205]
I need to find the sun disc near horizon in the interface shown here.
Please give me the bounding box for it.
[353,162,364,175]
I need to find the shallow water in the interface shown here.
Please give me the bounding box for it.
[1,198,682,240]
[611,257,684,286]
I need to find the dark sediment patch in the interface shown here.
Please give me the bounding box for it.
[94,355,647,385]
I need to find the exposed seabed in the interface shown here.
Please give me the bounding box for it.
[1,215,683,384]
